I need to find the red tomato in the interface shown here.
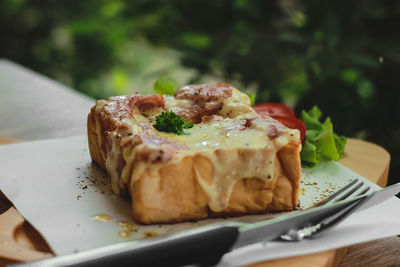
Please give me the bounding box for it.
[253,103,295,118]
[270,115,306,142]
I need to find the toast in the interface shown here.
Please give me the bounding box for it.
[87,83,301,224]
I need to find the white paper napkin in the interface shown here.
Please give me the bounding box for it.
[0,136,399,266]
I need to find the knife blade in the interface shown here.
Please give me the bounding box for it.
[10,182,400,267]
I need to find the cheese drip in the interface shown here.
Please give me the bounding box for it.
[105,133,123,195]
[194,147,276,211]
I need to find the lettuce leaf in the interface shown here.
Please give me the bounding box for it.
[300,140,319,168]
[300,106,347,168]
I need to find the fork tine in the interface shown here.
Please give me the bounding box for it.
[335,181,364,202]
[313,179,358,207]
[355,186,370,196]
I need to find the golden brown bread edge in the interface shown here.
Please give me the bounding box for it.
[87,103,301,224]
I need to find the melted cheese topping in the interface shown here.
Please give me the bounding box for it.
[218,88,257,119]
[156,118,266,150]
[164,95,193,111]
[102,87,300,212]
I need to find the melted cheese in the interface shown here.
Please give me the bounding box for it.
[164,95,193,112]
[106,133,122,195]
[157,118,269,150]
[194,147,276,211]
[218,88,258,119]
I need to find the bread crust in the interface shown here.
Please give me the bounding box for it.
[87,87,301,224]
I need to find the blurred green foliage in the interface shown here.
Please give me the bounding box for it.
[1,0,400,184]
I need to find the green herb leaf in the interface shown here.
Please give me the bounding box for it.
[153,111,193,135]
[248,93,256,105]
[300,106,347,168]
[153,77,178,95]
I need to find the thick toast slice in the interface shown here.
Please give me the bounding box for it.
[88,84,301,224]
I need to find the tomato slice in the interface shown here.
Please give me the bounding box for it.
[270,115,306,142]
[253,103,295,118]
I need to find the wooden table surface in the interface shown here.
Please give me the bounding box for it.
[0,59,399,267]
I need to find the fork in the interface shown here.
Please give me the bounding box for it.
[280,178,372,241]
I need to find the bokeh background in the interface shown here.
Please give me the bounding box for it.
[1,0,400,184]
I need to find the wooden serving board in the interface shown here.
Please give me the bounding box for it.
[0,137,390,267]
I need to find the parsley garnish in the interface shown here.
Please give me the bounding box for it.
[153,111,194,135]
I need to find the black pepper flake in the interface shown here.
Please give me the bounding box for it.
[82,185,88,190]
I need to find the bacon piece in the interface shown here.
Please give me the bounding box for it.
[138,145,176,163]
[173,84,232,123]
[266,124,279,139]
[183,102,223,123]
[174,84,232,102]
[140,134,189,151]
[118,130,189,163]
[247,116,288,139]
[129,94,165,110]
[138,134,189,163]
[103,96,132,119]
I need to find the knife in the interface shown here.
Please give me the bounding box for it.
[10,182,400,267]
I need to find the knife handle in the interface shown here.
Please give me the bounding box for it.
[63,226,239,267]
